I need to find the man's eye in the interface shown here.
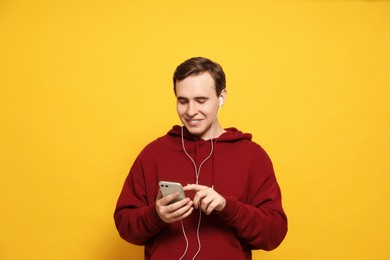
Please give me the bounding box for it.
[178,100,188,104]
[197,100,207,104]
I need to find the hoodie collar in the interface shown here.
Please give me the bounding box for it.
[167,125,252,142]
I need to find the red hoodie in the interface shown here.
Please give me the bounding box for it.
[114,126,287,259]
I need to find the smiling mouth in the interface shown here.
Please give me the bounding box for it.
[185,118,203,125]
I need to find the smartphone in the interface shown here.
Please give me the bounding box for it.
[159,181,185,204]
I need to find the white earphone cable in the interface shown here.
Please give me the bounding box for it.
[178,219,189,260]
[179,104,220,260]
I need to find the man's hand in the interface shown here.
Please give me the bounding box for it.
[155,191,194,223]
[183,184,226,215]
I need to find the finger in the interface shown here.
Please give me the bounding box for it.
[157,198,193,223]
[159,192,180,206]
[200,195,214,214]
[180,206,194,219]
[193,189,209,209]
[166,197,192,213]
[204,199,219,215]
[183,184,207,191]
[204,195,226,214]
[173,200,194,217]
[195,189,221,214]
[171,205,194,222]
[165,200,194,222]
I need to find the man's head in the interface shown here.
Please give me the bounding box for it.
[173,57,227,139]
[173,57,226,97]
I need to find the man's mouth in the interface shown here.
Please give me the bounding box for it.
[185,118,203,125]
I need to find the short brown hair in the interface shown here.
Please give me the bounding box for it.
[173,57,226,96]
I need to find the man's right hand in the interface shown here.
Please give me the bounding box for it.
[155,191,194,223]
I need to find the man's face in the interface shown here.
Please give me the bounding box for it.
[175,72,220,140]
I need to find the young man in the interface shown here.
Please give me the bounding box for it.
[114,57,287,259]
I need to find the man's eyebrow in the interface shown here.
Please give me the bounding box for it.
[176,96,209,100]
[194,97,209,100]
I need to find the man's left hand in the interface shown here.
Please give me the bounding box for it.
[183,184,226,215]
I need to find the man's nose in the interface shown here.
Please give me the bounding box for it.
[186,102,198,116]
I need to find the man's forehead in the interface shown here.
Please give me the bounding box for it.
[175,75,216,97]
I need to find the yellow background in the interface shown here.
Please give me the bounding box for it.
[1,1,389,259]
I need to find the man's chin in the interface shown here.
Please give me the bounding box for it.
[185,125,203,137]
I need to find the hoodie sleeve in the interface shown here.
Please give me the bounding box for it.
[114,154,167,245]
[215,151,288,251]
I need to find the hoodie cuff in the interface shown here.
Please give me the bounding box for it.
[215,196,237,221]
[145,203,168,230]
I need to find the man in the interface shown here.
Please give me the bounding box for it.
[114,57,287,259]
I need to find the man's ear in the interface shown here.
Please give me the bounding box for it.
[219,89,227,106]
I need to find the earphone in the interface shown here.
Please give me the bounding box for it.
[219,97,223,106]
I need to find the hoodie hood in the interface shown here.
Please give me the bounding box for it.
[167,125,253,189]
[167,125,252,142]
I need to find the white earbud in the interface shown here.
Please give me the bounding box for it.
[219,97,223,106]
